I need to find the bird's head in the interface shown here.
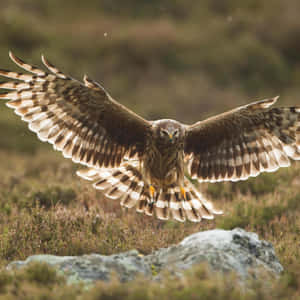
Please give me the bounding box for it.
[152,119,185,144]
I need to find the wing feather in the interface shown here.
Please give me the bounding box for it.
[0,53,151,169]
[185,97,300,182]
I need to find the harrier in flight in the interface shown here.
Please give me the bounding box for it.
[1,52,299,222]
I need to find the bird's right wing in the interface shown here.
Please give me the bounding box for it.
[184,97,300,182]
[0,52,151,168]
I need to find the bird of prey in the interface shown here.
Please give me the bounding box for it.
[0,52,299,222]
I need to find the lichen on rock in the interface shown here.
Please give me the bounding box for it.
[7,228,283,285]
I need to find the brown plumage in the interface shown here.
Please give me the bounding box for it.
[1,52,299,222]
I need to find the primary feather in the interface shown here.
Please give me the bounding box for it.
[0,52,151,169]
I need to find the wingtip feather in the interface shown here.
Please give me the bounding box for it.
[9,51,17,63]
[41,54,47,66]
[9,51,25,67]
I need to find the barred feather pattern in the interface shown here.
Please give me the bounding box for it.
[186,98,300,182]
[0,52,150,169]
[77,162,222,222]
[2,53,300,223]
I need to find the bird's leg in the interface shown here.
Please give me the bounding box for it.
[180,187,187,200]
[149,185,156,200]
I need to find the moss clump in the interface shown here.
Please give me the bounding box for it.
[151,264,158,276]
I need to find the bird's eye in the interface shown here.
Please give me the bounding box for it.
[174,129,179,136]
[161,130,168,136]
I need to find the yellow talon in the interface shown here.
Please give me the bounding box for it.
[149,185,156,198]
[180,187,186,200]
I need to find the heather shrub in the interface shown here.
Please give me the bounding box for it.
[0,0,300,298]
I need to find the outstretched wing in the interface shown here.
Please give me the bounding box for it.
[185,97,300,182]
[0,52,151,168]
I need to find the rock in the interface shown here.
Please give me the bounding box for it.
[7,228,283,285]
[146,228,283,280]
[7,250,151,285]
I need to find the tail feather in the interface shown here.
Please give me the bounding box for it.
[182,189,201,222]
[76,162,223,222]
[106,185,124,199]
[120,180,144,208]
[136,191,151,214]
[169,189,186,222]
[155,191,170,220]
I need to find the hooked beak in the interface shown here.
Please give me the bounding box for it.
[168,133,173,140]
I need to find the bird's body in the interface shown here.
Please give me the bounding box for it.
[0,52,299,222]
[143,119,185,188]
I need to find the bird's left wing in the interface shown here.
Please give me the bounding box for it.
[0,52,152,168]
[184,97,300,182]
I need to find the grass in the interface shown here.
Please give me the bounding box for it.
[0,262,299,300]
[0,0,299,298]
[0,146,299,298]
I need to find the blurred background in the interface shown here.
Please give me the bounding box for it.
[0,0,299,278]
[1,0,300,155]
